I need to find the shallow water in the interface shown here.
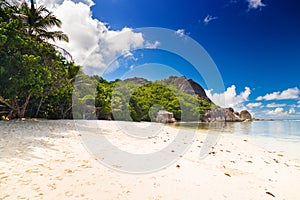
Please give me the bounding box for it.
[172,120,300,160]
[173,120,300,140]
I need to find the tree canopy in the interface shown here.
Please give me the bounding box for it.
[0,0,78,119]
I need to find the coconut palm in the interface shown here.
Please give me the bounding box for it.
[18,0,68,42]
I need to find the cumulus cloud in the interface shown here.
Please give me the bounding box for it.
[247,0,266,10]
[145,41,160,49]
[205,85,251,110]
[256,87,300,101]
[39,0,154,75]
[267,108,288,116]
[266,107,297,116]
[266,103,287,108]
[175,29,185,37]
[37,0,94,8]
[289,107,296,114]
[247,102,262,108]
[203,15,218,25]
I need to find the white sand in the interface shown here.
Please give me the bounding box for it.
[0,120,299,200]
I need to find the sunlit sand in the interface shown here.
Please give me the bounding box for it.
[0,120,299,199]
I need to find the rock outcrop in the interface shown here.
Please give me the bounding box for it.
[202,107,252,122]
[163,76,213,103]
[240,110,252,121]
[123,77,151,85]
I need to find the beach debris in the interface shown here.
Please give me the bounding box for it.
[65,191,73,197]
[224,173,231,177]
[171,150,175,153]
[266,191,275,197]
[243,139,248,142]
[277,153,283,157]
[208,151,216,155]
[47,183,57,190]
[0,175,8,179]
[284,163,289,167]
[64,169,73,173]
[246,160,253,163]
[273,159,279,163]
[176,165,180,169]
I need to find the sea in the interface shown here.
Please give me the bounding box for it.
[174,120,300,161]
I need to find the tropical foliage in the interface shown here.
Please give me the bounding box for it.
[0,0,79,119]
[93,78,216,122]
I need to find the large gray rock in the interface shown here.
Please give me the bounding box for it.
[240,110,252,121]
[225,108,241,122]
[164,76,213,103]
[202,107,252,122]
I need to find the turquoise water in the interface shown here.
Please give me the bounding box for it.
[223,121,300,160]
[221,120,300,140]
[174,120,300,140]
[173,120,300,160]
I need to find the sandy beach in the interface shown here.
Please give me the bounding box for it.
[0,120,300,200]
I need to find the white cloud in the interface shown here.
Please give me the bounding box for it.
[205,85,251,110]
[289,107,296,114]
[266,103,287,108]
[145,41,160,49]
[267,108,288,116]
[37,0,94,8]
[247,102,262,108]
[266,107,296,117]
[247,0,266,10]
[175,29,185,37]
[41,0,153,75]
[256,87,300,101]
[203,15,218,25]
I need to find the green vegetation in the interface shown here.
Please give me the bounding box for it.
[0,0,215,121]
[92,78,216,122]
[0,0,79,119]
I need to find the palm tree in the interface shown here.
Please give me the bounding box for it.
[18,0,68,42]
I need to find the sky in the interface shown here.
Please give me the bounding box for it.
[33,0,300,119]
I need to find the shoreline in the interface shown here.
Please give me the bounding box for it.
[0,120,300,199]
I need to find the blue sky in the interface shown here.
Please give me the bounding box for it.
[40,0,300,119]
